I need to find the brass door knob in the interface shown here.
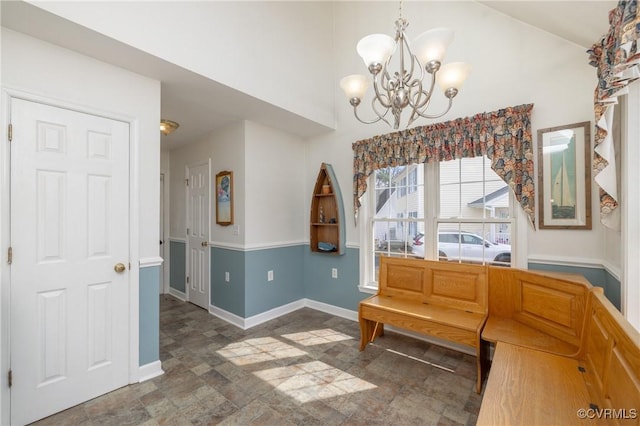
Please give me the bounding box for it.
[114,263,126,273]
[201,241,209,247]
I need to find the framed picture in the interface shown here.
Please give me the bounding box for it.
[215,170,233,226]
[537,122,591,229]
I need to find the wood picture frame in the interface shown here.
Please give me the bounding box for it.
[215,170,233,226]
[537,122,591,229]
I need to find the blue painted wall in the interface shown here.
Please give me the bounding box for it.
[245,245,305,317]
[169,240,186,293]
[139,266,160,365]
[528,262,621,310]
[304,246,366,311]
[211,247,246,316]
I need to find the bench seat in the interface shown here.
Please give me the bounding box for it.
[482,316,580,356]
[477,342,590,425]
[360,295,485,349]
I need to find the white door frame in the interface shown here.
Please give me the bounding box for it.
[161,170,171,294]
[0,88,141,425]
[185,160,211,307]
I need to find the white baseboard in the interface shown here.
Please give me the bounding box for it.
[244,299,305,329]
[304,299,358,322]
[209,304,245,329]
[138,360,164,382]
[168,287,186,301]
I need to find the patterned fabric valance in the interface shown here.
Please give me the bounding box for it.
[588,0,640,230]
[353,103,535,227]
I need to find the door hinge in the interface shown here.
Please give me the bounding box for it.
[187,228,190,235]
[186,275,190,284]
[8,124,12,142]
[185,179,189,186]
[7,247,12,265]
[8,370,12,388]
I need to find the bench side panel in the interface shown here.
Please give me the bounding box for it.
[583,290,640,420]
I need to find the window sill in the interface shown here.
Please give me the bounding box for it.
[358,284,377,294]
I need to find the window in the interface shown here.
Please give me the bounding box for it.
[364,157,513,289]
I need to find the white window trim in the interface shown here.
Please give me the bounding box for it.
[358,160,527,291]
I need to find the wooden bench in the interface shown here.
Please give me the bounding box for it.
[482,267,593,356]
[478,273,640,425]
[358,256,489,393]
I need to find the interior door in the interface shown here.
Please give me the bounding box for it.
[10,98,130,425]
[186,162,210,310]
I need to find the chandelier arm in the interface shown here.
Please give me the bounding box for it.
[370,98,393,127]
[372,77,393,109]
[407,79,430,124]
[352,104,385,125]
[413,96,454,120]
[379,56,396,95]
[400,36,417,86]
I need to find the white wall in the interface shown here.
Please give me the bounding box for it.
[307,1,606,267]
[244,121,306,248]
[1,27,161,258]
[27,0,335,129]
[169,121,246,246]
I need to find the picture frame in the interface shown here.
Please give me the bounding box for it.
[537,122,591,229]
[215,170,233,226]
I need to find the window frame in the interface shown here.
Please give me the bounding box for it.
[359,159,525,292]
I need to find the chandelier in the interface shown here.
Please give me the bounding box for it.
[340,3,470,129]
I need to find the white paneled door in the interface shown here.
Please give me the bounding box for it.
[10,99,130,425]
[186,162,210,310]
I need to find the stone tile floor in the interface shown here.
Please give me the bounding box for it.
[33,295,484,425]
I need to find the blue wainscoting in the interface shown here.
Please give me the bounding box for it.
[139,266,160,366]
[304,246,365,312]
[169,240,186,293]
[210,247,246,317]
[244,245,305,317]
[528,262,621,310]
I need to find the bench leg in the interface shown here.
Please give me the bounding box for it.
[359,318,373,351]
[373,322,384,339]
[475,338,490,394]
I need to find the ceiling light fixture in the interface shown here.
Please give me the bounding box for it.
[160,119,179,136]
[340,2,470,129]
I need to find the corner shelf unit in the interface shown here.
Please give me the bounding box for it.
[310,163,346,255]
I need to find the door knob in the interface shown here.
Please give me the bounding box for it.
[201,241,209,247]
[114,263,126,273]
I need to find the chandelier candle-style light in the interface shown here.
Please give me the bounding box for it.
[340,4,470,129]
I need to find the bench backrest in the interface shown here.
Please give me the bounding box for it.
[379,257,488,314]
[582,289,640,417]
[488,267,593,350]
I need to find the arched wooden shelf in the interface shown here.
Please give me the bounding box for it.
[310,163,346,255]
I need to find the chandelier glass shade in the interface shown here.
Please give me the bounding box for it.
[340,14,470,129]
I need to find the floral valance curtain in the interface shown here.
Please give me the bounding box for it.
[588,0,640,230]
[353,103,535,227]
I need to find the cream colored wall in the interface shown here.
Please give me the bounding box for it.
[168,121,245,246]
[307,1,605,268]
[25,1,335,129]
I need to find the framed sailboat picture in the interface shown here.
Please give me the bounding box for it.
[537,122,591,229]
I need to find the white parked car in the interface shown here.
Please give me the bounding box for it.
[411,231,511,265]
